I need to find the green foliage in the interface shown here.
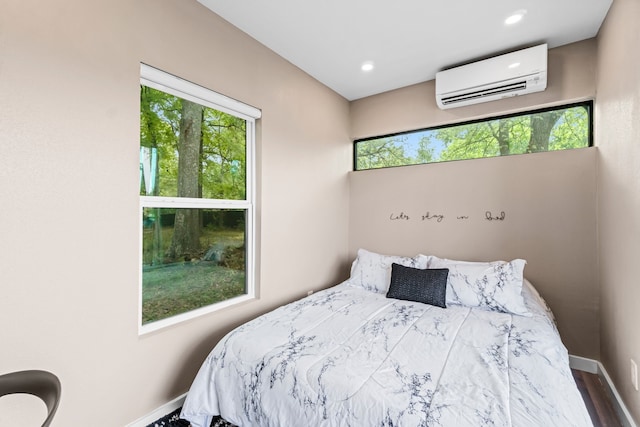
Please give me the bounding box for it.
[139,85,247,200]
[549,107,589,150]
[416,136,434,163]
[355,137,412,170]
[140,86,180,196]
[355,105,589,170]
[437,122,500,161]
[201,109,247,200]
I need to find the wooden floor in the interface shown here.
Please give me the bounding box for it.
[572,369,623,427]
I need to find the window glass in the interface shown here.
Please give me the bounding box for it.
[141,208,246,325]
[140,86,247,200]
[139,64,258,333]
[354,102,592,170]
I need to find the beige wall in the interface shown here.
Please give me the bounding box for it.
[351,39,597,140]
[349,149,599,358]
[596,0,640,420]
[349,40,600,358]
[0,0,350,425]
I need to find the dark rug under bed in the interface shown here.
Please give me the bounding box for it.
[146,407,234,427]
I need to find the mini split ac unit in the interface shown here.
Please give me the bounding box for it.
[435,43,547,109]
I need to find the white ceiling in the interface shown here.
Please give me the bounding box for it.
[198,0,612,101]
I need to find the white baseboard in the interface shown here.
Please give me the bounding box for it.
[570,355,638,427]
[126,393,187,427]
[570,354,599,374]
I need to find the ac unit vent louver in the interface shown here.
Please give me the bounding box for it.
[440,80,528,106]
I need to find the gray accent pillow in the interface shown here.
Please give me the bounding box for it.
[386,263,449,308]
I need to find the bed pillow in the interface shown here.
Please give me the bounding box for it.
[426,256,530,316]
[386,263,449,308]
[349,248,428,293]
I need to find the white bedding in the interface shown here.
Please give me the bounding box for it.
[181,280,592,426]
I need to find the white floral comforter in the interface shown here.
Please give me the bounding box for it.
[181,281,592,427]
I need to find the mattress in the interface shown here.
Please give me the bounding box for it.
[181,280,592,426]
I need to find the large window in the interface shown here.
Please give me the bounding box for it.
[354,101,592,170]
[139,64,260,333]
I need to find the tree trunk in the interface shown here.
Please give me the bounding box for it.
[527,111,563,153]
[167,99,204,261]
[497,119,511,156]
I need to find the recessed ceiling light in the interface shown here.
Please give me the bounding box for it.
[505,10,527,25]
[361,61,375,72]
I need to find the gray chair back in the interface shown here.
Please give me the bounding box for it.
[0,370,61,427]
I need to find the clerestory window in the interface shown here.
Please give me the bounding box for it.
[354,101,592,171]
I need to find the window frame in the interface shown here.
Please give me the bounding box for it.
[138,63,261,335]
[353,100,593,171]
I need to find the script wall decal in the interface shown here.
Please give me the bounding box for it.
[389,210,506,223]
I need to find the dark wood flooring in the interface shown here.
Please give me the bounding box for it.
[572,369,624,427]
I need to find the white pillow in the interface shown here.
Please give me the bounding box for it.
[349,249,428,294]
[426,255,530,316]
[522,279,555,321]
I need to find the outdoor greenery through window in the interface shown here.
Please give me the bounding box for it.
[139,64,259,333]
[354,102,592,170]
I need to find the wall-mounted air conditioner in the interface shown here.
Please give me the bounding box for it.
[435,44,547,109]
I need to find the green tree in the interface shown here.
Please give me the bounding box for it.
[140,85,248,263]
[435,106,587,162]
[356,137,412,169]
[416,135,435,163]
[437,122,500,161]
[140,86,181,197]
[549,107,589,150]
[201,110,246,200]
[527,111,563,152]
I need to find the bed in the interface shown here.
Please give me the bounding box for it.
[181,249,593,427]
